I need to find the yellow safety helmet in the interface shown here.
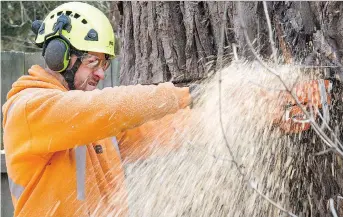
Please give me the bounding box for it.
[34,2,115,58]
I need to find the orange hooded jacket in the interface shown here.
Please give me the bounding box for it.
[2,65,192,217]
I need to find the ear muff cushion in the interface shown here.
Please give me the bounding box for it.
[44,38,70,72]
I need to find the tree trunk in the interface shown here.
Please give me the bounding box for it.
[115,1,343,216]
[117,2,239,85]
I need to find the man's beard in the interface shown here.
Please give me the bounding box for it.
[78,75,98,90]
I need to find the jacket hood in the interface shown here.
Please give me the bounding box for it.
[7,65,67,100]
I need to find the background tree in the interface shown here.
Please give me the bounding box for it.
[115,1,343,85]
[1,1,115,52]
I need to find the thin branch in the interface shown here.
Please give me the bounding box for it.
[314,106,343,150]
[247,79,286,92]
[218,2,244,176]
[42,2,50,13]
[329,198,338,217]
[249,181,298,217]
[21,2,32,24]
[216,2,227,71]
[3,20,27,28]
[1,42,41,51]
[20,1,24,24]
[338,196,343,214]
[185,140,234,163]
[293,65,340,69]
[2,35,34,43]
[232,43,239,61]
[1,36,42,51]
[313,148,334,156]
[262,1,278,64]
[173,129,234,164]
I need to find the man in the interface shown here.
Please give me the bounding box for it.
[2,2,195,216]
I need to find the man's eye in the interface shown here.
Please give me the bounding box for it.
[87,60,99,68]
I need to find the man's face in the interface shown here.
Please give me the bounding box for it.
[72,52,110,91]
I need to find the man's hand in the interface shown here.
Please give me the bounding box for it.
[189,84,204,106]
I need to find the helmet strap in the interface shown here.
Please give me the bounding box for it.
[61,57,82,90]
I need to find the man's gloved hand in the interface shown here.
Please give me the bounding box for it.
[189,84,204,107]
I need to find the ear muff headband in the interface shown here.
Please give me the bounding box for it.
[44,38,70,72]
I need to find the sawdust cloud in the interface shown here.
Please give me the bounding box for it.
[107,61,320,217]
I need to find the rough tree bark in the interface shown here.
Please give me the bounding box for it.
[115,2,343,84]
[114,1,343,216]
[116,2,238,85]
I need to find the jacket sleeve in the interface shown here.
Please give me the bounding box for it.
[117,108,193,163]
[25,83,190,154]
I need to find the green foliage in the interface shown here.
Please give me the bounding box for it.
[1,1,113,52]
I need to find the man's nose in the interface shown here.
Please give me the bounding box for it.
[93,68,105,80]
